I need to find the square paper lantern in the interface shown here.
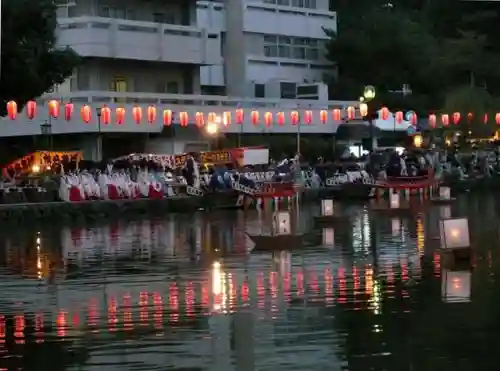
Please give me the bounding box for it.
[390,192,399,209]
[439,218,470,249]
[440,205,451,219]
[322,228,335,246]
[321,199,334,216]
[273,211,291,235]
[439,186,451,200]
[441,270,471,303]
[392,218,401,237]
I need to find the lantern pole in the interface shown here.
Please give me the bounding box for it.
[96,107,102,161]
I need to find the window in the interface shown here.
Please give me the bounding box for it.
[99,6,110,17]
[277,0,290,5]
[263,0,276,3]
[264,45,278,57]
[278,45,290,58]
[292,0,304,7]
[307,48,319,60]
[304,0,316,8]
[153,12,165,23]
[166,82,179,94]
[292,46,306,59]
[280,82,296,99]
[254,84,265,98]
[110,77,127,92]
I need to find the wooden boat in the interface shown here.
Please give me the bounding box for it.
[247,233,304,251]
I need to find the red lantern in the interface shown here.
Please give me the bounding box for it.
[333,108,341,121]
[195,112,204,127]
[147,105,156,124]
[264,112,272,127]
[359,103,368,117]
[441,113,449,126]
[346,106,355,120]
[251,111,259,125]
[290,111,299,125]
[179,112,188,127]
[394,111,404,124]
[429,114,436,128]
[163,110,172,126]
[410,112,417,126]
[116,107,126,125]
[64,103,73,121]
[277,112,285,126]
[223,111,231,126]
[304,110,312,124]
[208,112,217,124]
[132,106,142,125]
[26,100,37,120]
[483,113,488,124]
[468,112,474,122]
[6,101,17,120]
[235,109,244,124]
[320,110,328,124]
[48,100,60,118]
[101,106,111,124]
[496,113,500,125]
[452,112,461,125]
[81,105,92,123]
[380,107,389,120]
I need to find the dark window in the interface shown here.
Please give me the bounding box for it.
[254,84,265,98]
[280,82,296,99]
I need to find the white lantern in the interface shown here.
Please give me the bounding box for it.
[273,211,291,235]
[322,228,335,246]
[390,191,400,209]
[321,199,334,216]
[439,186,451,200]
[440,205,451,219]
[439,217,470,249]
[441,270,471,303]
[392,218,401,237]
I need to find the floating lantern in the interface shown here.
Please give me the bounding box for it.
[235,109,244,124]
[290,111,299,125]
[251,111,259,125]
[320,110,328,124]
[273,211,291,235]
[496,113,500,125]
[81,105,92,123]
[333,108,341,121]
[101,106,111,124]
[440,205,451,219]
[223,111,231,126]
[322,228,334,246]
[467,112,473,121]
[380,107,389,120]
[6,100,17,120]
[277,112,285,125]
[195,112,204,127]
[26,100,37,120]
[439,217,470,249]
[132,106,142,125]
[441,113,449,126]
[452,112,460,125]
[321,199,334,216]
[441,270,471,303]
[64,103,73,121]
[395,111,404,124]
[390,191,400,209]
[439,186,451,201]
[48,100,60,118]
[303,110,312,124]
[264,112,272,127]
[147,105,156,124]
[346,106,355,120]
[115,107,126,125]
[429,114,436,127]
[359,103,368,117]
[179,112,188,127]
[163,110,172,126]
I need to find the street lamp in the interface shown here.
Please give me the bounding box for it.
[96,107,102,161]
[361,85,377,151]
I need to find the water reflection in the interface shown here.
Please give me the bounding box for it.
[0,196,498,369]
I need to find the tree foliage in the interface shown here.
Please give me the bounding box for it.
[0,0,80,116]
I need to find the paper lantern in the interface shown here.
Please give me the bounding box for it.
[251,111,259,125]
[223,111,231,126]
[277,112,285,126]
[48,100,60,118]
[439,218,470,249]
[390,192,399,209]
[81,105,92,123]
[439,186,451,201]
[346,106,355,120]
[483,113,488,124]
[380,107,389,120]
[441,113,449,126]
[496,113,500,125]
[179,112,188,127]
[195,112,204,127]
[441,270,471,303]
[208,112,217,124]
[322,228,334,246]
[6,101,17,120]
[395,111,404,124]
[273,211,291,235]
[264,112,272,127]
[115,107,126,125]
[101,106,111,124]
[26,100,37,120]
[429,114,436,127]
[290,111,299,125]
[303,110,312,124]
[321,199,334,216]
[333,108,341,121]
[163,110,172,126]
[147,105,156,124]
[235,109,244,124]
[452,112,460,125]
[320,110,328,124]
[468,112,473,122]
[64,103,73,121]
[132,106,142,125]
[359,103,368,117]
[410,112,417,126]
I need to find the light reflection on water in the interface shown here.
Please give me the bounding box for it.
[0,195,498,370]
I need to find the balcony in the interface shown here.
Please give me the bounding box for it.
[57,17,221,65]
[0,92,359,137]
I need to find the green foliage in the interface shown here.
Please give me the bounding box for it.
[0,0,80,116]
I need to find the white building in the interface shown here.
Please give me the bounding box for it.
[0,0,359,158]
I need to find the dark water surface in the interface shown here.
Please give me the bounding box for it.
[0,195,499,370]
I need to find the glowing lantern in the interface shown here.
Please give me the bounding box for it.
[26,100,37,120]
[64,103,73,121]
[395,111,404,124]
[380,107,389,120]
[468,112,473,121]
[179,112,188,127]
[484,113,488,124]
[441,113,449,126]
[452,112,461,125]
[115,107,126,125]
[163,110,172,126]
[223,111,231,126]
[81,105,92,123]
[410,112,417,126]
[290,111,299,125]
[333,108,341,121]
[496,113,500,125]
[320,110,328,124]
[48,100,60,118]
[277,112,285,125]
[251,111,259,125]
[195,112,205,127]
[264,112,272,127]
[101,106,111,124]
[359,103,368,117]
[414,134,423,148]
[429,114,436,128]
[304,110,312,124]
[235,109,244,124]
[208,112,217,124]
[346,106,355,120]
[132,106,142,125]
[147,105,156,124]
[6,101,17,120]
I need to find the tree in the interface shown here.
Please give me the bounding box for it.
[0,0,80,116]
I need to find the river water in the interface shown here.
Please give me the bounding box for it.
[0,195,499,370]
